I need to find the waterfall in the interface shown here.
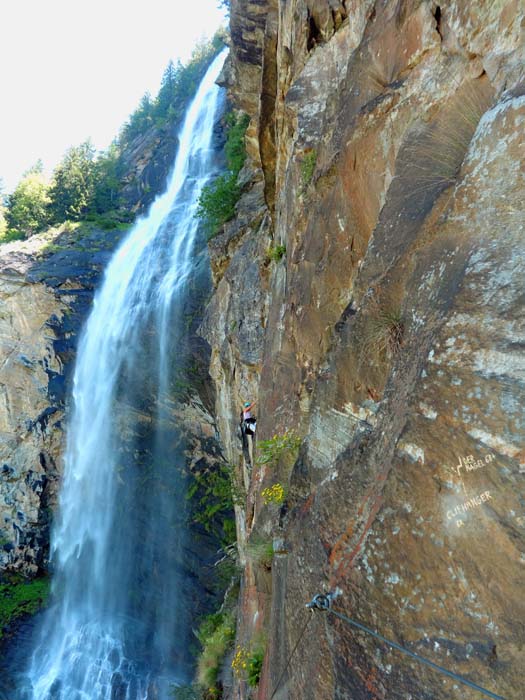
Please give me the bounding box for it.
[20,49,227,700]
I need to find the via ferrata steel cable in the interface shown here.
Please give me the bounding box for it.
[307,594,505,700]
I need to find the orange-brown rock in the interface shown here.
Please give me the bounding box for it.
[205,1,525,698]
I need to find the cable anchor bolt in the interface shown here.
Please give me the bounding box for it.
[306,593,332,611]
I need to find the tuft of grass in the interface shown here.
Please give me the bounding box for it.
[247,647,265,687]
[196,612,236,693]
[246,535,274,570]
[0,576,50,638]
[359,301,404,364]
[397,79,493,201]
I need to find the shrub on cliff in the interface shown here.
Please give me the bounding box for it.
[187,463,239,548]
[197,172,241,238]
[197,112,250,239]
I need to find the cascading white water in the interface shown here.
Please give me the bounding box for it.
[20,50,227,700]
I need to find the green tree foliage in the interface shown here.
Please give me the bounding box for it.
[48,141,96,222]
[122,34,226,148]
[121,92,154,144]
[155,60,180,123]
[4,33,227,237]
[90,143,124,214]
[5,162,50,236]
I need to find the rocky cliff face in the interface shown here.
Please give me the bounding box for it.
[0,226,124,576]
[203,2,525,698]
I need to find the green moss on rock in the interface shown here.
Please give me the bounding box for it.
[0,576,50,638]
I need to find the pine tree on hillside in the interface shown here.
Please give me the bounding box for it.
[48,141,96,222]
[90,142,124,214]
[155,60,181,121]
[121,93,155,145]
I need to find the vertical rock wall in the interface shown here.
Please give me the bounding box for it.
[204,1,525,698]
[0,232,122,575]
[0,265,64,575]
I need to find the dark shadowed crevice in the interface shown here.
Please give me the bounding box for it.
[307,12,322,51]
[433,5,443,39]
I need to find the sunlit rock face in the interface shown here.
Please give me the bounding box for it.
[0,268,63,575]
[0,232,117,575]
[204,1,525,698]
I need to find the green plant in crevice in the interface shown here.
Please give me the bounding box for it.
[224,112,250,174]
[256,430,301,469]
[265,244,286,263]
[197,112,250,239]
[261,482,285,505]
[246,535,274,570]
[247,647,265,687]
[213,544,242,598]
[231,641,266,687]
[300,149,317,190]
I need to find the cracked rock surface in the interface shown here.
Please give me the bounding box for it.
[205,1,525,698]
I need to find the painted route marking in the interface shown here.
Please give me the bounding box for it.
[455,452,495,476]
[447,490,492,527]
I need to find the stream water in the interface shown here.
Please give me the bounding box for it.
[14,49,227,700]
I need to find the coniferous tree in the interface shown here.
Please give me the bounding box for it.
[48,141,96,221]
[121,93,154,145]
[90,142,123,214]
[155,60,180,122]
